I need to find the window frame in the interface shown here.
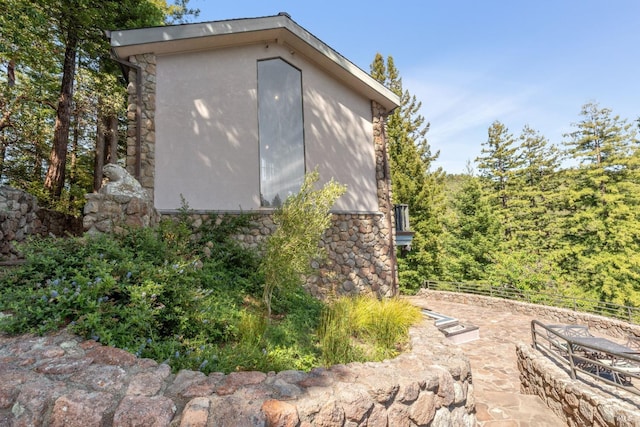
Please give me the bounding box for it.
[257,57,306,208]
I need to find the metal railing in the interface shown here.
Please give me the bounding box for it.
[423,280,640,324]
[531,320,640,396]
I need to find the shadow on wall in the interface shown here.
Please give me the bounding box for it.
[152,44,383,213]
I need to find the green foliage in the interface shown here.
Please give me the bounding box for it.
[0,213,329,373]
[318,296,421,366]
[554,102,640,305]
[261,169,346,317]
[0,0,198,211]
[370,53,447,291]
[442,174,501,282]
[433,103,640,307]
[3,209,422,374]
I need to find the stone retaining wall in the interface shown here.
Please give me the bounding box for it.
[0,186,39,260]
[177,211,396,299]
[36,209,83,238]
[517,343,640,426]
[420,290,640,426]
[0,186,82,261]
[417,289,640,339]
[0,318,476,426]
[84,193,159,234]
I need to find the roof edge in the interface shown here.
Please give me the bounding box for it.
[109,14,400,112]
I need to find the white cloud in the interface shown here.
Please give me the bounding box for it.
[404,66,548,173]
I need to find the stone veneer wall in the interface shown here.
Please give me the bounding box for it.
[83,193,159,234]
[126,52,398,297]
[420,290,640,426]
[0,186,82,261]
[170,211,396,298]
[126,54,156,193]
[517,344,640,426]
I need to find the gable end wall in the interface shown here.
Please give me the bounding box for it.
[126,53,397,297]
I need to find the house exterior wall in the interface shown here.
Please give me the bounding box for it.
[146,43,376,213]
[125,51,397,297]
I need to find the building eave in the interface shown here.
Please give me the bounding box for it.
[108,14,400,113]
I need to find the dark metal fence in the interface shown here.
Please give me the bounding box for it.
[423,280,640,324]
[531,320,640,396]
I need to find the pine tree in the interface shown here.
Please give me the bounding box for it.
[557,102,640,305]
[484,125,564,291]
[370,53,446,291]
[475,121,521,241]
[442,171,501,281]
[512,125,561,251]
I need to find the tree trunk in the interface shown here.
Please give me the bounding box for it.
[44,28,78,199]
[1,62,9,180]
[107,114,118,164]
[68,105,80,207]
[7,59,15,87]
[0,138,6,181]
[94,113,105,192]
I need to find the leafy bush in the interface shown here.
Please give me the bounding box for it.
[1,204,420,374]
[261,169,346,317]
[0,214,325,373]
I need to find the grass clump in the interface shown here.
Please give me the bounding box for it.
[318,296,422,366]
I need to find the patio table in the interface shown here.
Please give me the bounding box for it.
[569,336,640,385]
[570,336,640,356]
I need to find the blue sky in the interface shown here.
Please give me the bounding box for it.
[192,0,639,173]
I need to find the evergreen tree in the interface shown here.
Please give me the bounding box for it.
[557,102,640,305]
[370,53,446,291]
[512,125,561,251]
[475,121,521,241]
[485,125,564,291]
[442,170,501,282]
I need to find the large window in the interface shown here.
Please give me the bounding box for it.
[258,58,305,207]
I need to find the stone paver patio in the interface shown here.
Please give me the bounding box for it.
[406,296,566,426]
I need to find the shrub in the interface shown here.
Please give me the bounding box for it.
[1,205,419,374]
[261,169,346,317]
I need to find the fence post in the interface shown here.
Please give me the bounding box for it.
[629,306,633,322]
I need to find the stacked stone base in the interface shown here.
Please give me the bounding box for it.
[517,343,640,426]
[171,211,396,299]
[84,193,159,234]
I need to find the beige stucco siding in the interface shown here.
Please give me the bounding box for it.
[154,43,377,212]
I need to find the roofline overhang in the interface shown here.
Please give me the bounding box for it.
[108,14,400,113]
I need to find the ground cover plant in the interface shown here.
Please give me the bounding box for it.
[0,174,421,374]
[0,214,327,373]
[319,296,422,366]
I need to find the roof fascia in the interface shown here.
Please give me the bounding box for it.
[109,15,400,112]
